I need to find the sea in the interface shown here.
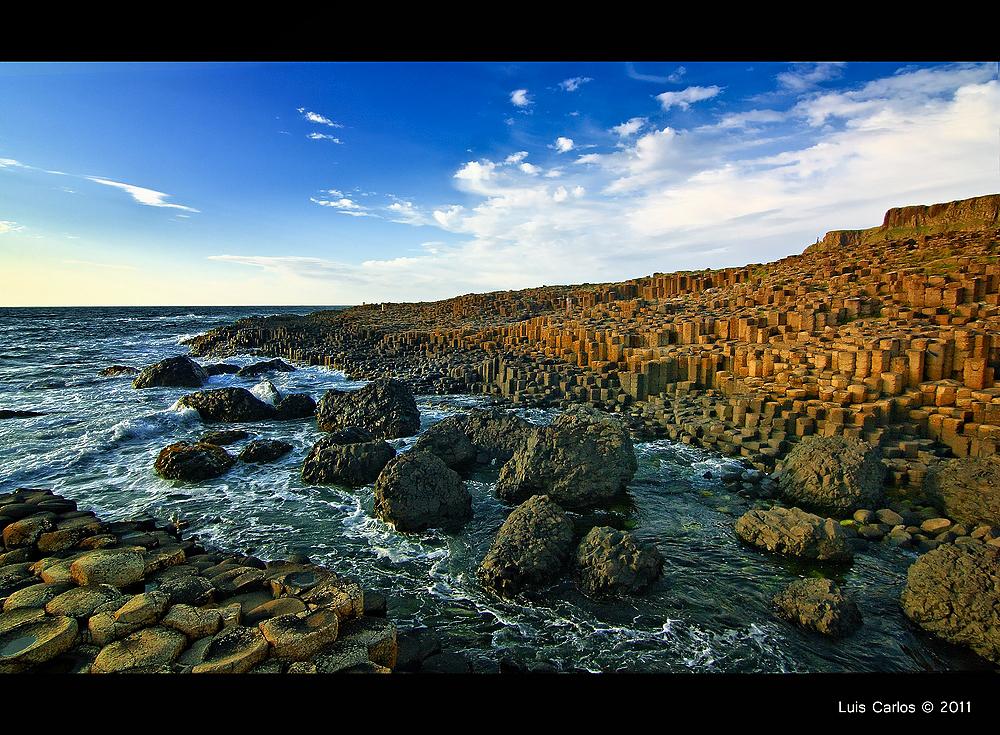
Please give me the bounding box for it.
[0,306,989,672]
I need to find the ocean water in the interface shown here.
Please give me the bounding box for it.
[0,306,989,672]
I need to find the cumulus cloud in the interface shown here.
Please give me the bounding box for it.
[297,107,344,128]
[611,117,647,137]
[505,151,529,164]
[553,137,575,153]
[656,85,723,111]
[510,89,532,107]
[559,76,592,92]
[86,177,200,212]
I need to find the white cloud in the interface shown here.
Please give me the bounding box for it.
[777,62,846,92]
[519,162,541,175]
[86,177,200,213]
[711,109,785,129]
[386,200,432,226]
[656,85,723,111]
[505,151,529,164]
[0,158,27,169]
[297,107,344,128]
[553,137,575,153]
[0,220,24,234]
[611,117,647,137]
[510,89,532,107]
[307,132,343,143]
[559,76,592,92]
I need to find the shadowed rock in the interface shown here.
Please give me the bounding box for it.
[236,358,296,378]
[133,356,207,389]
[575,526,663,597]
[773,578,861,636]
[303,437,396,486]
[154,441,236,481]
[374,451,470,532]
[734,506,853,562]
[924,456,1000,528]
[239,439,293,464]
[316,379,420,439]
[177,387,276,423]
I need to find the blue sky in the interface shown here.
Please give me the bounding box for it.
[1,61,997,305]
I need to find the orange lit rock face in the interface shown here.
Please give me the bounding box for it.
[187,194,1000,487]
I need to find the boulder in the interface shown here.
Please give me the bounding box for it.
[2,515,55,548]
[199,429,251,446]
[495,407,637,510]
[477,495,574,597]
[773,578,862,636]
[302,437,396,486]
[132,356,207,389]
[161,604,223,640]
[204,362,240,376]
[275,393,317,420]
[45,585,128,618]
[236,358,296,378]
[99,365,139,377]
[154,441,236,481]
[575,526,663,597]
[315,379,420,439]
[191,625,270,674]
[923,456,1000,528]
[176,387,276,423]
[259,608,340,661]
[464,408,536,464]
[0,410,45,420]
[411,416,477,469]
[734,506,853,562]
[900,543,1000,665]
[70,548,146,588]
[238,439,293,464]
[2,581,74,612]
[777,435,884,515]
[250,380,282,405]
[0,615,78,672]
[373,451,471,532]
[90,626,187,673]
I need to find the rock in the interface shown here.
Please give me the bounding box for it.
[421,652,471,673]
[161,604,223,640]
[154,441,235,481]
[495,407,636,510]
[90,626,187,673]
[734,506,854,562]
[236,358,296,378]
[204,362,240,376]
[0,410,45,420]
[199,429,251,446]
[191,625,270,674]
[394,630,441,672]
[373,451,471,532]
[315,378,420,439]
[900,543,1000,665]
[575,526,663,597]
[238,439,293,464]
[337,617,397,669]
[478,495,574,597]
[777,435,885,515]
[133,356,207,389]
[773,578,862,636]
[176,387,276,423]
[99,365,139,377]
[920,517,952,534]
[464,408,535,463]
[2,582,73,612]
[2,515,55,548]
[924,456,1000,528]
[302,437,396,486]
[0,615,78,672]
[244,597,306,625]
[157,575,215,607]
[249,380,282,405]
[259,608,340,661]
[875,508,905,526]
[411,416,477,469]
[70,548,146,588]
[275,393,317,420]
[45,585,127,618]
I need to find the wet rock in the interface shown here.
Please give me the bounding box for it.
[575,526,663,597]
[495,407,637,510]
[302,437,396,486]
[154,441,236,481]
[0,615,78,672]
[777,435,885,515]
[411,416,477,469]
[157,575,215,607]
[734,506,854,562]
[250,380,282,405]
[373,451,471,532]
[394,629,441,672]
[199,429,251,446]
[133,356,208,389]
[70,548,146,588]
[337,617,397,669]
[421,652,471,673]
[191,625,270,674]
[99,365,139,377]
[478,495,574,597]
[204,362,241,376]
[176,387,276,423]
[773,578,862,636]
[238,439,293,464]
[236,358,295,378]
[90,626,187,673]
[316,378,420,439]
[0,410,45,420]
[275,393,317,420]
[901,543,1000,664]
[259,608,340,661]
[924,456,1000,528]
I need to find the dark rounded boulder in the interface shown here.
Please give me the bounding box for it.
[99,365,139,377]
[477,494,574,597]
[316,379,420,439]
[575,526,663,597]
[133,356,208,389]
[275,393,317,421]
[413,408,536,470]
[923,456,1000,528]
[154,441,235,481]
[373,451,471,532]
[773,578,862,637]
[236,358,296,379]
[777,435,884,515]
[239,439,293,464]
[495,407,637,510]
[199,429,251,446]
[176,387,276,423]
[900,543,1000,665]
[411,416,477,469]
[302,437,396,486]
[204,363,240,376]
